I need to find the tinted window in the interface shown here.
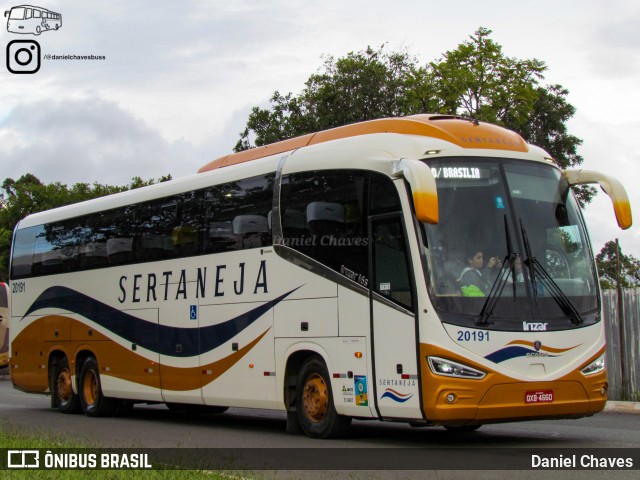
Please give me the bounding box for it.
[10,174,274,279]
[280,170,400,282]
[0,283,7,308]
[372,216,413,309]
[11,226,38,278]
[202,175,274,254]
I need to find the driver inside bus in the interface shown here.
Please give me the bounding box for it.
[457,249,502,296]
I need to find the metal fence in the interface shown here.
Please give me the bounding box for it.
[602,288,640,401]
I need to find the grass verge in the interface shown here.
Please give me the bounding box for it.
[0,424,248,480]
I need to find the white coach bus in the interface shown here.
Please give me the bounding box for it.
[9,115,632,438]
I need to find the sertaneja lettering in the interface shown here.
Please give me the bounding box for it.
[118,261,268,304]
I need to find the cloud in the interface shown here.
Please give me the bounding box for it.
[574,114,640,257]
[586,3,640,79]
[0,96,206,186]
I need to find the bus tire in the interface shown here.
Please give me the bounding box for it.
[78,356,117,417]
[52,357,81,414]
[296,356,351,439]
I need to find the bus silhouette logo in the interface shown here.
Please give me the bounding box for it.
[4,5,62,35]
[7,450,40,468]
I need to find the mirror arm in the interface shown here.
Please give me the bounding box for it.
[563,169,632,230]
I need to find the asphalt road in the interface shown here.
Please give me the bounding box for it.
[1,375,639,479]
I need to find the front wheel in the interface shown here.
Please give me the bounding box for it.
[78,356,118,417]
[296,356,351,438]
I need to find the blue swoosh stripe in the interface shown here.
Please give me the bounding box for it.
[485,346,558,363]
[23,285,301,357]
[381,391,414,403]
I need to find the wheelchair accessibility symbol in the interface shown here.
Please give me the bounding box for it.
[189,305,197,320]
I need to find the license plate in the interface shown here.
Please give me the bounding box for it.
[525,390,554,404]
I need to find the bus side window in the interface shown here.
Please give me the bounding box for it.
[10,226,39,279]
[172,192,201,257]
[202,174,273,254]
[281,170,368,279]
[372,217,413,310]
[369,173,401,215]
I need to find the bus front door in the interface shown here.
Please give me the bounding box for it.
[369,214,422,420]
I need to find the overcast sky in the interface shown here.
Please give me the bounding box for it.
[1,0,638,256]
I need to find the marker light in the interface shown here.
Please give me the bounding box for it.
[581,354,606,376]
[427,356,486,380]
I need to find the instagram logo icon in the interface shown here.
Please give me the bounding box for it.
[6,40,41,74]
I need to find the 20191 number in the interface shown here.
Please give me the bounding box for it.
[457,330,490,342]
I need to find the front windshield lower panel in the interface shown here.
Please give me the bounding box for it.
[422,158,599,331]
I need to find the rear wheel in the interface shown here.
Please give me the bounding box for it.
[78,356,118,417]
[52,357,80,413]
[296,356,351,438]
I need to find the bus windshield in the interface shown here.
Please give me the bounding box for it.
[422,158,599,331]
[9,7,26,19]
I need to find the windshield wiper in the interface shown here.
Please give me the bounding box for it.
[519,220,583,326]
[477,253,517,326]
[477,216,517,326]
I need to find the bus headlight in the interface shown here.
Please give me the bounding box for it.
[427,356,486,379]
[581,354,605,376]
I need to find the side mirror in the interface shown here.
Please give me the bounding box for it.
[563,169,632,230]
[393,159,439,224]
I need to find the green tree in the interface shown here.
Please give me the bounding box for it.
[428,27,546,129]
[234,46,428,151]
[0,173,171,278]
[235,28,590,200]
[596,241,640,290]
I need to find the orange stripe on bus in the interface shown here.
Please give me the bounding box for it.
[11,316,269,392]
[198,115,529,173]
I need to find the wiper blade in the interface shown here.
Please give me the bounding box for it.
[519,220,583,326]
[477,216,517,326]
[477,252,517,326]
[527,259,583,326]
[520,219,538,299]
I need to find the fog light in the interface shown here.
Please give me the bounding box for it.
[446,393,456,404]
[601,385,607,396]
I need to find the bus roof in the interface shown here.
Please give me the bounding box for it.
[198,114,529,173]
[9,5,60,13]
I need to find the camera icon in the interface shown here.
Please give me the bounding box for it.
[6,40,41,74]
